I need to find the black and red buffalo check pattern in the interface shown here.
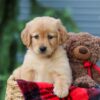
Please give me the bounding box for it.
[17,80,100,100]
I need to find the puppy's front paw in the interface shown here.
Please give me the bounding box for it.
[53,84,69,98]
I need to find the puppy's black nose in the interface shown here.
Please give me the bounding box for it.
[40,46,47,53]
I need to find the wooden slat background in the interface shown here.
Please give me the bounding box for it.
[18,0,100,35]
[37,0,100,36]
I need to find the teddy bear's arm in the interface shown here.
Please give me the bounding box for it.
[92,68,100,84]
[74,75,97,88]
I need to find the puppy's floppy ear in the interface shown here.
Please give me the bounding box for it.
[21,23,31,47]
[57,19,69,45]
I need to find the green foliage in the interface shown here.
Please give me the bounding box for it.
[0,0,78,99]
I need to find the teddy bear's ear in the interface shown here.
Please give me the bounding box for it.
[78,32,92,38]
[64,32,77,50]
[97,37,100,46]
[95,37,100,60]
[96,37,100,51]
[94,36,100,46]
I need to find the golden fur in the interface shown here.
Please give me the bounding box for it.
[12,16,72,98]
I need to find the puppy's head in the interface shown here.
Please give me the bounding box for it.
[21,16,68,57]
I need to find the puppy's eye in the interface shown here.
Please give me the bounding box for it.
[32,35,39,39]
[48,35,54,39]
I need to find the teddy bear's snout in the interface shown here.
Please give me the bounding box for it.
[73,46,91,60]
[79,47,88,54]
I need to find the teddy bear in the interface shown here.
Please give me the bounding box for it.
[65,32,100,88]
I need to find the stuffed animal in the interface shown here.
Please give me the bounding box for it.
[65,32,100,88]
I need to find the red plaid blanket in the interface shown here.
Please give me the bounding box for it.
[17,80,100,100]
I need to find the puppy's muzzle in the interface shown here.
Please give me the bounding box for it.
[39,46,47,53]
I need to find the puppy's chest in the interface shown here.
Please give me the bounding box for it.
[33,59,54,83]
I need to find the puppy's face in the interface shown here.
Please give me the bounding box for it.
[31,30,58,57]
[21,17,68,57]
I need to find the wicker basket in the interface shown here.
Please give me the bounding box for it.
[5,75,24,100]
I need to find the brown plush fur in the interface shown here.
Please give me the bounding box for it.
[65,32,100,87]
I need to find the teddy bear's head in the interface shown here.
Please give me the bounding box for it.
[65,32,100,64]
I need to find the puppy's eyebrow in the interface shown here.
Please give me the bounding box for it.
[31,33,39,37]
[49,35,57,38]
[48,33,57,37]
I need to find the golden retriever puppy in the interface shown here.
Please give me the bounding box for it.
[12,16,72,98]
